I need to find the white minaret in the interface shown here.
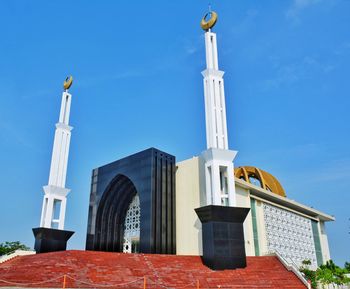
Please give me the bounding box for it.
[39,76,73,230]
[200,11,237,207]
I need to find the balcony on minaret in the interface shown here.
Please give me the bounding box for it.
[201,148,237,207]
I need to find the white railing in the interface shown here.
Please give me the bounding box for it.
[0,250,35,264]
[263,251,350,289]
[263,250,311,289]
[319,283,350,289]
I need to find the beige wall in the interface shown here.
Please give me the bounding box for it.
[319,221,331,262]
[255,199,268,255]
[236,186,254,256]
[175,158,254,256]
[175,157,202,255]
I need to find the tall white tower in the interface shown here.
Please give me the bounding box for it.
[39,76,74,230]
[200,11,237,207]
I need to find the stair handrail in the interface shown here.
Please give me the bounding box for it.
[0,250,35,264]
[264,250,311,289]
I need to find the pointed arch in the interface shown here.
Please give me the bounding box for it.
[94,174,138,252]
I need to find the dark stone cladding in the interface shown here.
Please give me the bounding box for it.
[86,147,176,255]
[195,205,250,270]
[32,227,74,253]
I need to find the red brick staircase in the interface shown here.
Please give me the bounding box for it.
[0,250,307,288]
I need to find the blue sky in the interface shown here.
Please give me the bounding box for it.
[0,0,349,265]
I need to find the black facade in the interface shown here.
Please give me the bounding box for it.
[195,205,250,270]
[86,148,176,254]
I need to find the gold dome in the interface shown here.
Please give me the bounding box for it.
[234,166,286,197]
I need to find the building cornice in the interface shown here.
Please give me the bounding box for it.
[235,177,335,222]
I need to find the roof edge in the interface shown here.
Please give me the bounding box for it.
[235,177,335,222]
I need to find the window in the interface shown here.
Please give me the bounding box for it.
[221,197,229,206]
[220,167,229,206]
[122,195,140,253]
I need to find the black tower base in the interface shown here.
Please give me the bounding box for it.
[195,205,250,270]
[32,227,74,253]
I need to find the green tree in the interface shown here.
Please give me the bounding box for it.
[317,260,350,287]
[345,262,350,273]
[300,259,350,289]
[0,241,30,256]
[300,259,317,289]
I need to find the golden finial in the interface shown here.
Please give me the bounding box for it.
[63,76,73,91]
[200,5,218,31]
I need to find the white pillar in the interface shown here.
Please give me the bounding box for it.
[39,88,73,230]
[58,198,67,230]
[211,162,221,205]
[201,29,237,207]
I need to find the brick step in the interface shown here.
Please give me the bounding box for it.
[0,250,307,289]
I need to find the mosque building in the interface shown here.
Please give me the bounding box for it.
[0,8,336,289]
[83,9,334,271]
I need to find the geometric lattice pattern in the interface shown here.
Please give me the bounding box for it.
[122,195,140,253]
[263,203,317,269]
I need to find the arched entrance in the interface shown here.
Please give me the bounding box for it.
[94,174,138,252]
[86,148,176,255]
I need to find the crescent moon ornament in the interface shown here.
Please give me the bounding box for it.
[63,76,73,90]
[200,11,218,31]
